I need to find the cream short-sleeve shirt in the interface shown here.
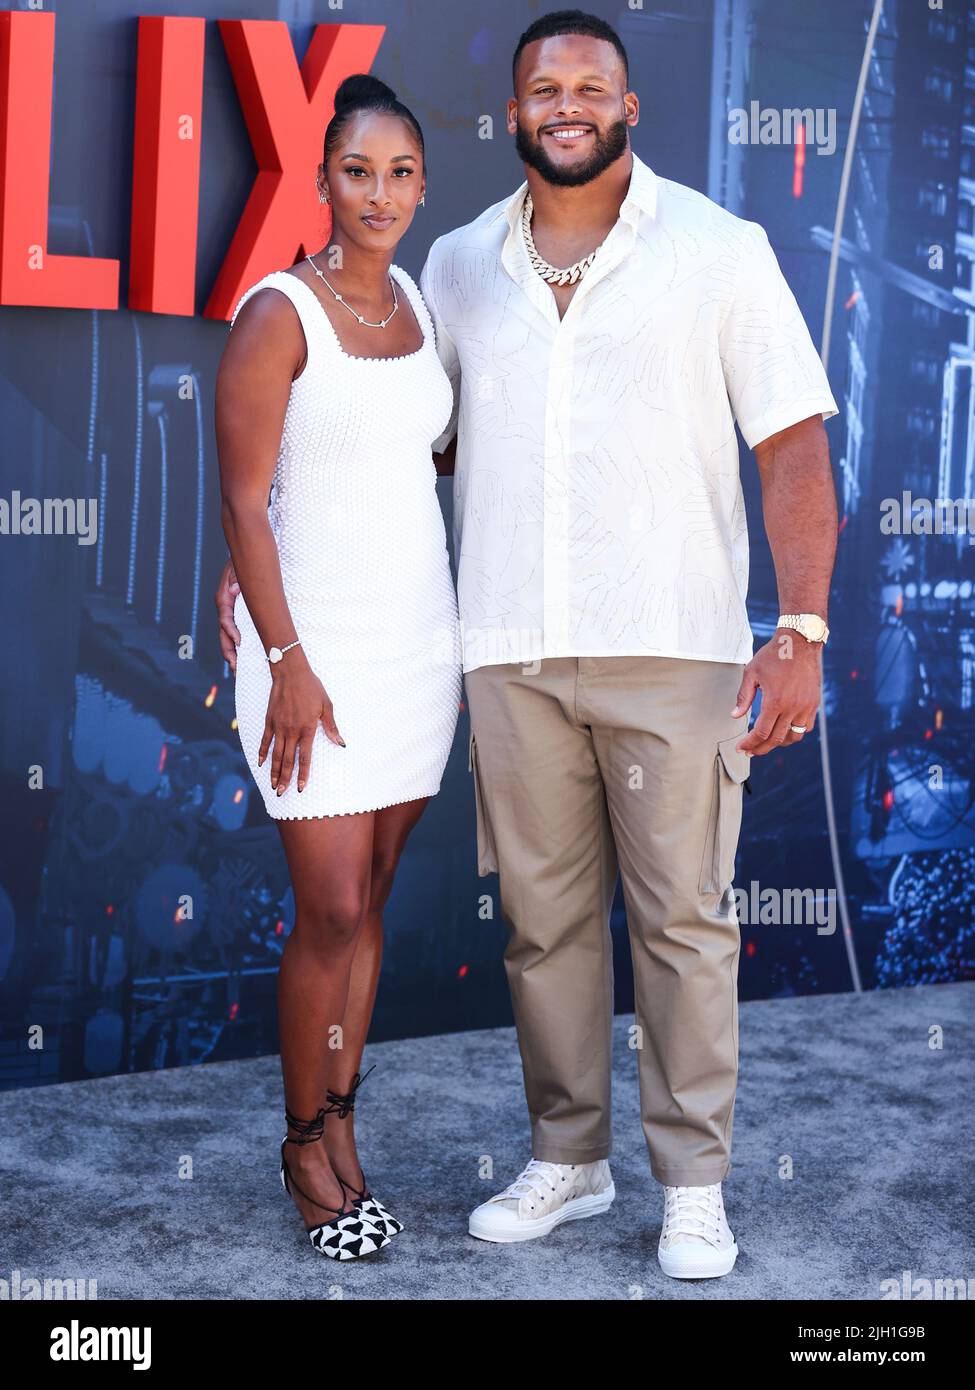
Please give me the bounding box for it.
[420,153,839,675]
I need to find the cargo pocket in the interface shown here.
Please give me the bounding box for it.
[468,727,500,876]
[698,734,751,895]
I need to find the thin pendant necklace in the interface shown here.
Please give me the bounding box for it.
[521,192,602,286]
[305,254,399,328]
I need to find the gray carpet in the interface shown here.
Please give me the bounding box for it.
[2,982,972,1300]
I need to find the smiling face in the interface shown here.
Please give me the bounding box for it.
[318,109,425,250]
[509,33,637,187]
[506,32,634,187]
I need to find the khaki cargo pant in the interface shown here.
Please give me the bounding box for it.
[464,655,750,1187]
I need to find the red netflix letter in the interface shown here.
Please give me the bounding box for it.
[129,16,206,316]
[0,9,118,308]
[205,19,384,321]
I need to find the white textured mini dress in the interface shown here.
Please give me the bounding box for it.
[229,264,462,819]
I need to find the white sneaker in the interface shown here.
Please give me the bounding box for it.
[657,1183,739,1278]
[468,1157,615,1243]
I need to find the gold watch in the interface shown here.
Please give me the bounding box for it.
[776,613,829,644]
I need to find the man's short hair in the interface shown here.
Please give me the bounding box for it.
[512,8,630,88]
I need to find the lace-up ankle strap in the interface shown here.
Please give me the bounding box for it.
[324,1063,376,1119]
[284,1106,327,1145]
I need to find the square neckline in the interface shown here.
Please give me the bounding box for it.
[284,263,427,364]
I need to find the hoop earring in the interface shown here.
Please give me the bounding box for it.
[319,191,330,204]
[419,193,426,206]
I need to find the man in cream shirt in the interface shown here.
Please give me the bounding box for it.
[420,10,839,1278]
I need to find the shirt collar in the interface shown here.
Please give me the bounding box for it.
[494,150,659,234]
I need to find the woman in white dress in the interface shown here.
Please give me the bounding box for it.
[214,74,461,1260]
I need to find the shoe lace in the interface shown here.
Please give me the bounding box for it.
[662,1184,724,1244]
[284,1106,326,1145]
[490,1158,570,1206]
[320,1064,377,1204]
[281,1106,347,1220]
[323,1063,376,1119]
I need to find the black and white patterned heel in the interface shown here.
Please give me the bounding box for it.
[280,1105,391,1260]
[323,1066,404,1238]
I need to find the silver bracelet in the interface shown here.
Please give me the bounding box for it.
[267,639,301,665]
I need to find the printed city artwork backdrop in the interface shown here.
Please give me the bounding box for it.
[1,0,972,1090]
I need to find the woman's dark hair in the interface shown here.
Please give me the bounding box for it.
[323,73,425,171]
[512,9,629,87]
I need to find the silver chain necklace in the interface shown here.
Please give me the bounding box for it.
[521,192,601,286]
[305,254,399,328]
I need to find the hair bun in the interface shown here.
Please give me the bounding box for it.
[333,73,397,112]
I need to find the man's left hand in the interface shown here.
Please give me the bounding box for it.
[732,631,822,756]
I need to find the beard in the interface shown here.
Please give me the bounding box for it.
[514,116,629,187]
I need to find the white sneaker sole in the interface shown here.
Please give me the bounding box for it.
[468,1182,616,1243]
[657,1240,739,1279]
